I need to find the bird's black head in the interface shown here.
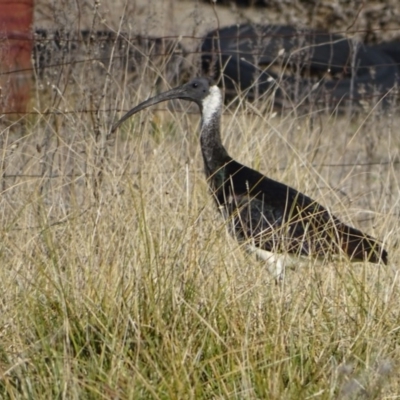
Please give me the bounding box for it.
[112,77,216,133]
[177,78,211,106]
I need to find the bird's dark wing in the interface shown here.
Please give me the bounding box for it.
[210,160,387,264]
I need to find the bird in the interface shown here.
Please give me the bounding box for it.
[112,77,388,279]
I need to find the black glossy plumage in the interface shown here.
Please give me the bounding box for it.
[208,156,386,262]
[112,78,388,267]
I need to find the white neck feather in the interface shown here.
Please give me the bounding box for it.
[201,85,222,126]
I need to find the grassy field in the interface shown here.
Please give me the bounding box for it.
[1,2,400,399]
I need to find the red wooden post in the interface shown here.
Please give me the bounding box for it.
[0,0,33,115]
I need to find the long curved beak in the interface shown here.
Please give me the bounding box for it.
[111,86,187,133]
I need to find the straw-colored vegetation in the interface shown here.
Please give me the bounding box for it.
[1,1,400,399]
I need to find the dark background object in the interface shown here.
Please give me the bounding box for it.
[372,40,400,67]
[31,25,400,113]
[33,30,185,87]
[202,24,399,110]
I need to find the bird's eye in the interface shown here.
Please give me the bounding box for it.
[193,82,198,88]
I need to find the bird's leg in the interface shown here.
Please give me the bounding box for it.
[276,257,285,283]
[269,255,285,284]
[263,252,285,283]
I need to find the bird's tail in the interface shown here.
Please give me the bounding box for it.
[340,225,388,265]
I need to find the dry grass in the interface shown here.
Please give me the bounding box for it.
[1,2,400,399]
